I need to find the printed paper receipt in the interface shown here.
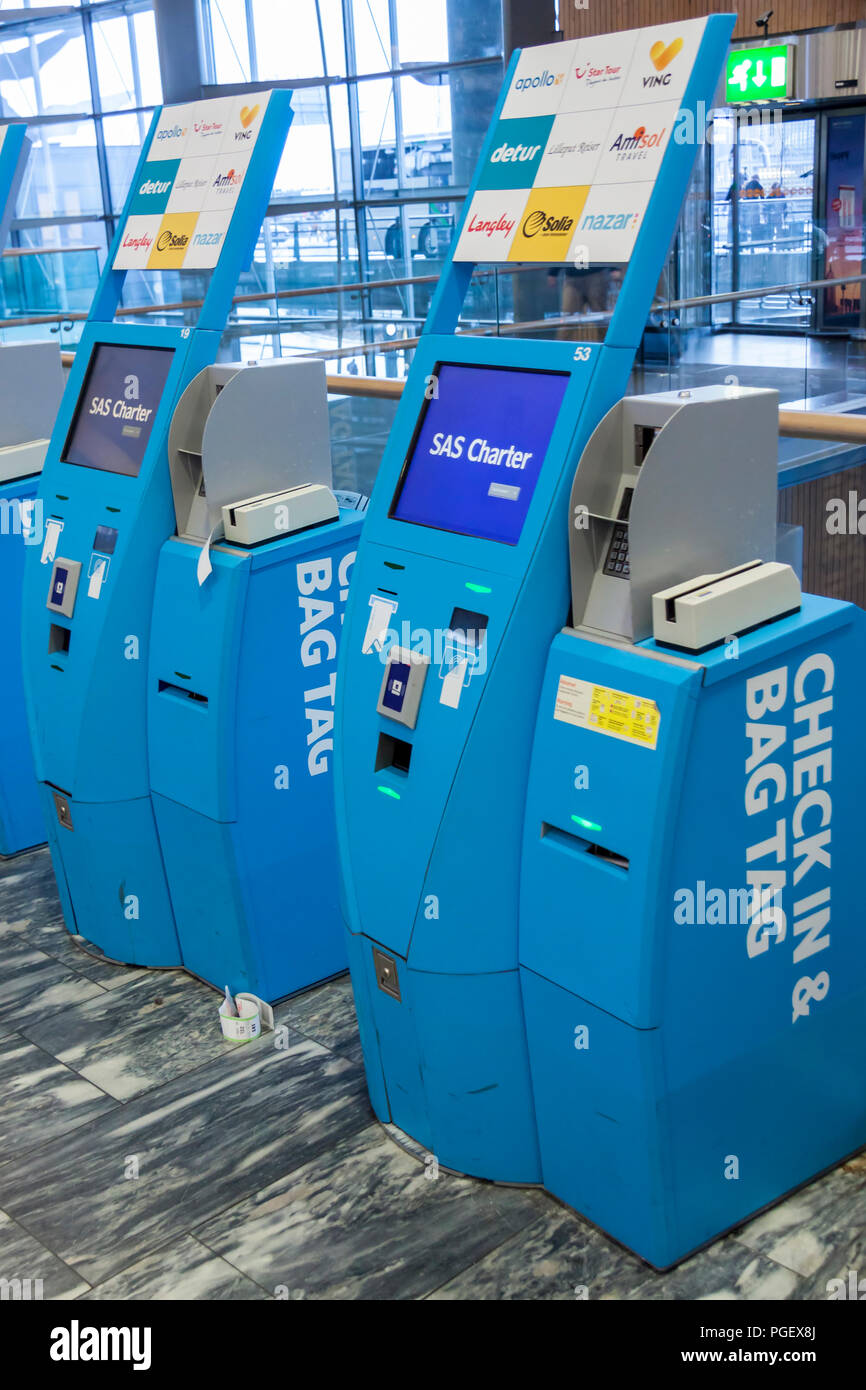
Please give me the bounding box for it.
[554,674,660,750]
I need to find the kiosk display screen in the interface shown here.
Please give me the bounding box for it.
[62,343,175,477]
[390,363,569,545]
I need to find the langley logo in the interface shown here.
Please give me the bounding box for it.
[122,232,152,252]
[522,209,574,238]
[514,68,564,92]
[156,229,190,251]
[50,1321,152,1371]
[466,212,515,238]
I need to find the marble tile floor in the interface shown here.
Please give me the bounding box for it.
[1,846,863,1302]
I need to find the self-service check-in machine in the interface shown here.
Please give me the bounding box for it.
[520,384,866,1266]
[21,91,293,964]
[334,17,735,1179]
[1,344,65,854]
[0,126,67,856]
[147,358,362,1000]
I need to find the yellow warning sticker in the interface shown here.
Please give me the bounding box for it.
[553,674,660,750]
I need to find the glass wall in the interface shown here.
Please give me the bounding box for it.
[0,0,161,333]
[199,0,504,365]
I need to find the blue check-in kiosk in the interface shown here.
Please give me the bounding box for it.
[147,358,362,1000]
[0,344,65,855]
[520,384,866,1266]
[334,17,735,1179]
[0,127,67,856]
[21,92,293,964]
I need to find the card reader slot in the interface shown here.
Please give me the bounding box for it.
[158,680,209,707]
[541,822,629,873]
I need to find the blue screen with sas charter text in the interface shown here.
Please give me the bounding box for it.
[391,363,568,545]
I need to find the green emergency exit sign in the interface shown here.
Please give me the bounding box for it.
[726,45,792,103]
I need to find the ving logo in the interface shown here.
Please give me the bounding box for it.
[477,116,553,191]
[643,35,684,88]
[234,103,262,141]
[128,159,179,215]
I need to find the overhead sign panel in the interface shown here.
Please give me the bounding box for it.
[454,18,709,266]
[113,94,271,272]
[725,44,792,104]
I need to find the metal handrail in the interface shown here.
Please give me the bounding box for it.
[4,268,865,334]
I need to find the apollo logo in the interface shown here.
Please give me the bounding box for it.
[156,124,186,141]
[523,209,574,237]
[609,125,666,157]
[156,228,190,251]
[514,69,564,92]
[581,208,640,231]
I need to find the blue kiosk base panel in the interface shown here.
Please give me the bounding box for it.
[153,792,347,1002]
[0,475,45,856]
[522,965,866,1269]
[38,784,181,967]
[344,928,542,1183]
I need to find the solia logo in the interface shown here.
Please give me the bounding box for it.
[235,103,260,140]
[156,227,190,252]
[609,124,666,159]
[644,36,683,88]
[522,208,574,238]
[514,68,564,92]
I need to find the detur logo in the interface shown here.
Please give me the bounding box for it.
[643,36,683,87]
[138,176,171,197]
[609,124,666,159]
[514,68,564,92]
[522,209,574,238]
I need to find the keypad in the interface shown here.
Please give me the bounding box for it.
[603,522,630,578]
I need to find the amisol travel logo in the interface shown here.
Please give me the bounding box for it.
[607,121,668,163]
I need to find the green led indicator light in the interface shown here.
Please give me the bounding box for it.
[378,785,401,800]
[465,582,492,594]
[571,814,601,833]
